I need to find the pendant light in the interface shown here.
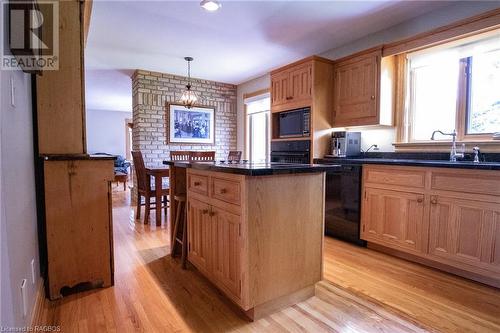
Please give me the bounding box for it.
[179,57,198,108]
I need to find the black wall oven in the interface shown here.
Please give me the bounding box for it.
[322,163,366,246]
[270,140,310,164]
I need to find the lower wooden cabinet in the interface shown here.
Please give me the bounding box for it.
[187,198,211,275]
[361,165,500,287]
[186,169,325,316]
[211,207,242,298]
[187,197,242,301]
[428,196,500,273]
[44,158,115,299]
[361,187,425,254]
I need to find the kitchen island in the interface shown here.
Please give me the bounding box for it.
[163,161,339,319]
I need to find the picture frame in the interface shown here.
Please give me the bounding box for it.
[168,104,215,144]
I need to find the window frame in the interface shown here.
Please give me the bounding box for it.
[395,33,500,150]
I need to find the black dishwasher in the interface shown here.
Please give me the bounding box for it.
[323,163,366,246]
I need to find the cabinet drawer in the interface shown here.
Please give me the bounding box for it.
[364,166,425,188]
[430,170,500,197]
[188,173,209,196]
[212,177,241,206]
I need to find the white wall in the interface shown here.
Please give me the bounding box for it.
[86,109,132,157]
[236,74,270,152]
[0,56,40,327]
[320,1,500,152]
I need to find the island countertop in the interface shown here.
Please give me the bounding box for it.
[162,160,341,176]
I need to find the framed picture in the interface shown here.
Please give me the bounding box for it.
[168,104,215,144]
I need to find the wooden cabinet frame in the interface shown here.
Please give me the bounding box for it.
[361,165,500,288]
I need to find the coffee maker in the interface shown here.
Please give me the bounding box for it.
[330,131,361,157]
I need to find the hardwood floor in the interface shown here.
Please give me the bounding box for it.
[36,189,500,332]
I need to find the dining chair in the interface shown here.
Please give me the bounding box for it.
[132,151,169,224]
[189,151,216,162]
[170,151,191,161]
[228,151,242,162]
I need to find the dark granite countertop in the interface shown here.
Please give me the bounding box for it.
[163,160,341,176]
[314,157,500,170]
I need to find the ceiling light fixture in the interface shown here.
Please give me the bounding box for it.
[179,57,198,109]
[200,0,221,12]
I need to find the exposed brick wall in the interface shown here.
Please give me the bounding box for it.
[131,69,237,199]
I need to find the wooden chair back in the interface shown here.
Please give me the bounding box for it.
[228,151,242,162]
[170,151,191,161]
[190,151,215,162]
[131,151,148,192]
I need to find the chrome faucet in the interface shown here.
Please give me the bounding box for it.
[473,146,480,163]
[430,129,464,162]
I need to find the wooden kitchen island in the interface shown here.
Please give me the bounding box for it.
[163,160,338,320]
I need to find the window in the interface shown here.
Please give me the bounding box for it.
[244,93,270,162]
[406,32,500,142]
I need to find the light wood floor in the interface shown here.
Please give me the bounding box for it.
[36,188,500,332]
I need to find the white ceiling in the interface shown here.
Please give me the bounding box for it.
[85,0,453,112]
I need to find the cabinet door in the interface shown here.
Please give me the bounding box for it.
[271,71,289,107]
[187,198,212,274]
[361,187,426,253]
[334,53,379,126]
[428,196,500,272]
[211,207,242,300]
[289,64,312,103]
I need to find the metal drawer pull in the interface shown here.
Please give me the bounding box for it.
[219,188,228,194]
[202,209,209,214]
[431,196,438,205]
[417,198,423,203]
[194,181,201,186]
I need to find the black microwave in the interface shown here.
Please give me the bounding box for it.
[279,108,310,138]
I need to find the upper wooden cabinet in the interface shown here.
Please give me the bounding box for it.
[270,56,334,160]
[333,48,395,127]
[271,63,312,110]
[36,0,90,154]
[270,57,331,113]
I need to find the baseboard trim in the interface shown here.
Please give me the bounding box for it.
[30,279,45,327]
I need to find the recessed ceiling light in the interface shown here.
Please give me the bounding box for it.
[200,0,221,12]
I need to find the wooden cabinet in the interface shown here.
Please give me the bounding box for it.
[211,207,242,299]
[187,198,212,275]
[186,169,325,318]
[44,158,114,300]
[362,187,425,254]
[332,48,395,127]
[271,70,290,107]
[271,63,312,110]
[361,165,500,287]
[270,56,334,161]
[428,195,500,274]
[187,172,244,303]
[36,0,89,154]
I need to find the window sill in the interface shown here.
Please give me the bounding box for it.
[393,140,500,153]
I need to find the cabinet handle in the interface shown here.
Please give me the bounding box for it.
[194,181,201,186]
[417,198,423,203]
[202,209,209,215]
[209,211,216,217]
[219,188,228,194]
[430,196,438,205]
[370,95,375,100]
